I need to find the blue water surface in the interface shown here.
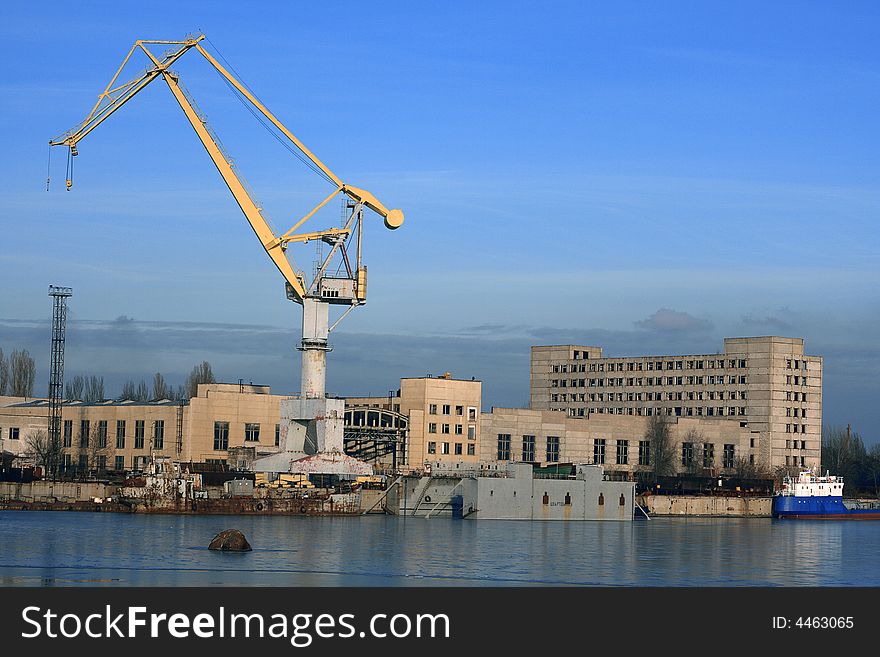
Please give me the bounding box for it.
[0,511,876,586]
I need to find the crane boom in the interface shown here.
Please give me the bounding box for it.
[49,34,403,304]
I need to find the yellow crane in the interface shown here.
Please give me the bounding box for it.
[50,34,403,404]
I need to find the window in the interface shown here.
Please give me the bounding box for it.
[442,442,450,455]
[427,441,436,454]
[116,420,125,449]
[135,420,145,449]
[639,440,651,466]
[275,424,280,447]
[79,454,88,471]
[467,425,476,440]
[455,424,463,435]
[154,420,164,450]
[428,423,437,434]
[723,444,735,469]
[468,407,477,421]
[546,436,560,463]
[593,438,606,465]
[80,419,90,448]
[617,440,628,465]
[681,442,695,467]
[429,404,437,414]
[213,421,229,451]
[63,420,72,448]
[9,427,20,440]
[114,455,124,471]
[441,423,450,434]
[455,405,463,416]
[497,434,511,460]
[703,443,714,468]
[467,444,475,456]
[97,420,107,448]
[522,435,536,462]
[245,423,260,442]
[97,455,107,471]
[442,404,451,415]
[454,443,462,455]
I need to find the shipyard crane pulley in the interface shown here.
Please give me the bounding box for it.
[49,34,403,306]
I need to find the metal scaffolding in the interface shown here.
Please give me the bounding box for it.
[47,285,72,475]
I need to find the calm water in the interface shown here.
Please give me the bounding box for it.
[1,511,878,586]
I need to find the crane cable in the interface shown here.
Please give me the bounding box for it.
[46,143,51,191]
[203,38,336,187]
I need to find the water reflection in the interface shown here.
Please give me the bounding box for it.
[0,512,877,586]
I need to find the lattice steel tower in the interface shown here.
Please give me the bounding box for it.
[48,285,72,473]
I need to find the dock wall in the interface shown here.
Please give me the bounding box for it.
[640,494,772,517]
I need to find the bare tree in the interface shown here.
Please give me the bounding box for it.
[683,428,705,475]
[822,424,866,478]
[119,380,136,401]
[734,456,772,480]
[867,444,880,498]
[24,428,63,478]
[10,349,36,397]
[186,361,215,398]
[152,372,169,400]
[85,375,104,402]
[0,347,8,395]
[647,414,675,477]
[135,380,149,402]
[65,374,85,400]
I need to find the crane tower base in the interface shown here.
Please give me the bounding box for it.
[251,397,373,476]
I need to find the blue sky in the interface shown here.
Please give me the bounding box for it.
[1,2,878,438]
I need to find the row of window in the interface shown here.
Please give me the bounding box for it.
[427,404,478,421]
[551,375,749,388]
[59,453,152,472]
[786,455,808,466]
[785,440,808,450]
[495,434,740,470]
[785,424,809,434]
[552,389,749,402]
[427,442,476,456]
[496,434,560,462]
[427,423,476,438]
[785,407,808,418]
[213,422,281,450]
[62,419,154,450]
[679,442,738,469]
[785,359,807,370]
[555,358,748,372]
[554,406,749,418]
[784,375,809,386]
[0,427,21,440]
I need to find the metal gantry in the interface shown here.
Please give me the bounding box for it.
[47,285,73,477]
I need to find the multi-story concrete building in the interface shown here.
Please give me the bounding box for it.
[346,373,482,466]
[530,336,822,472]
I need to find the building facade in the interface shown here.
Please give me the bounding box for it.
[480,407,761,479]
[345,374,482,467]
[530,336,822,472]
[0,384,284,473]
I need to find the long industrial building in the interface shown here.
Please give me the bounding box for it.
[0,336,821,478]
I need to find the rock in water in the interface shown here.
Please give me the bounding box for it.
[208,529,252,552]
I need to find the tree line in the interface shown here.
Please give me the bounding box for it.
[0,345,217,403]
[820,425,880,497]
[0,347,36,397]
